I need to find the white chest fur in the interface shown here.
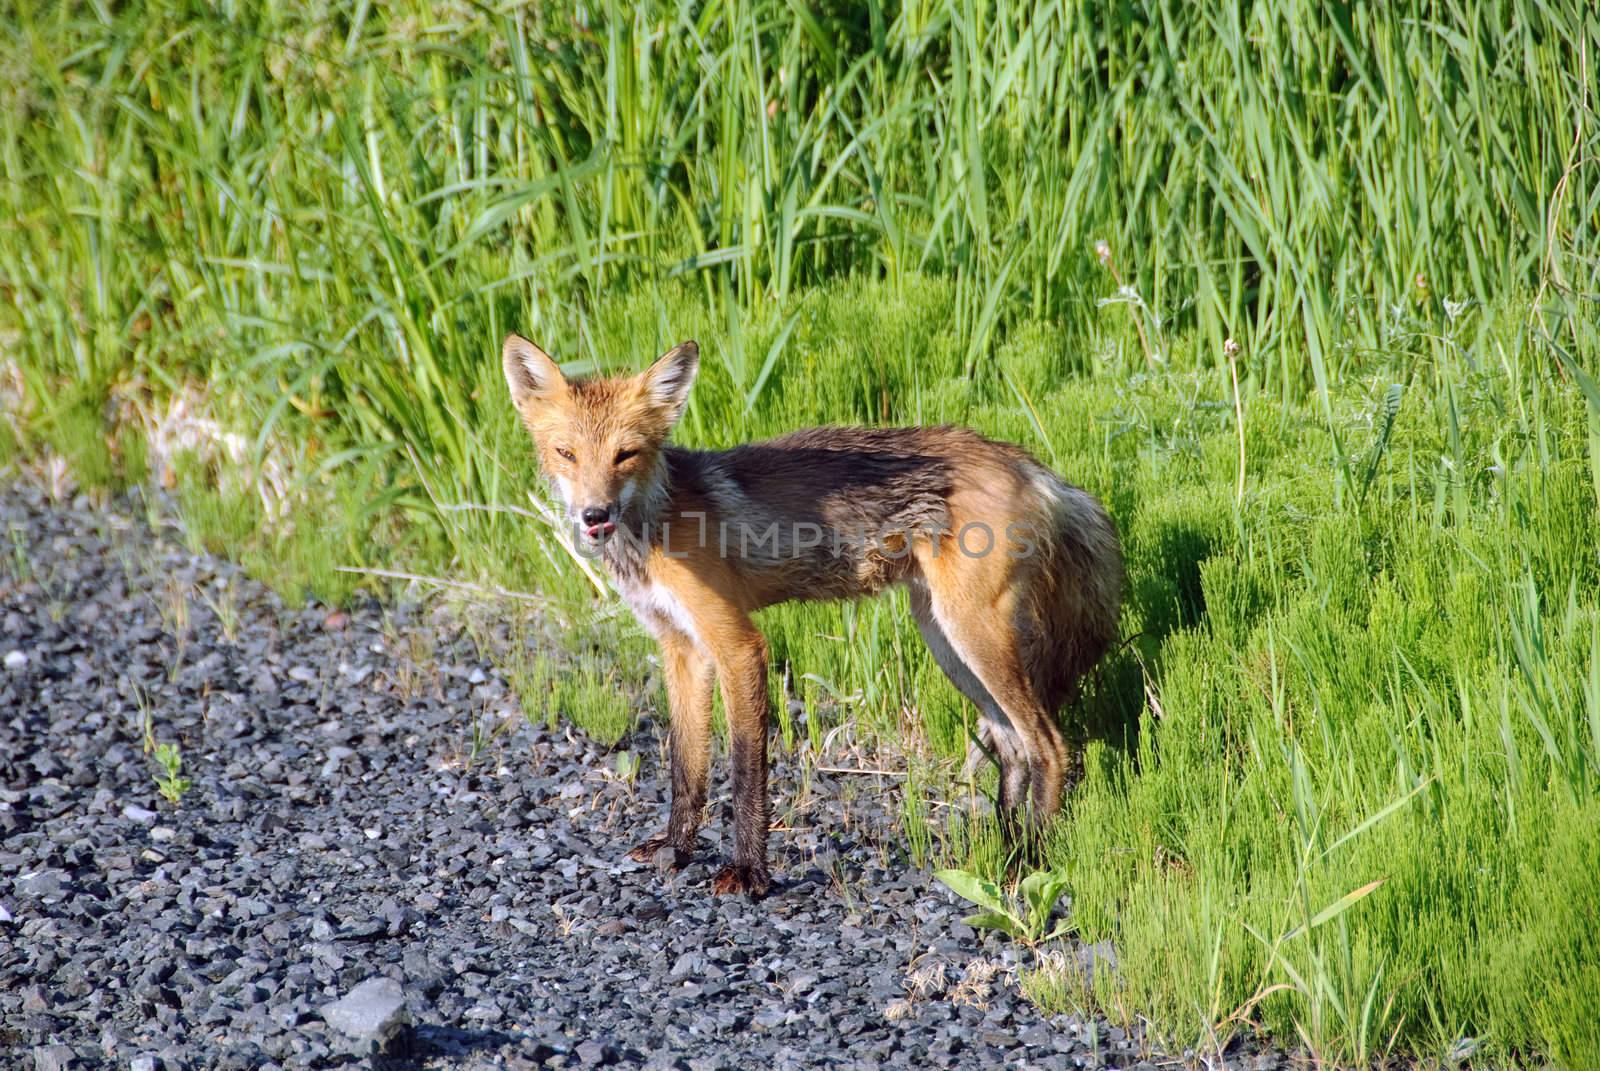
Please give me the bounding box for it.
[618,577,701,645]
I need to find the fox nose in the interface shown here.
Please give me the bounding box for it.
[580,506,610,527]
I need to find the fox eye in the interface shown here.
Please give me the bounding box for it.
[554,447,576,462]
[613,448,638,465]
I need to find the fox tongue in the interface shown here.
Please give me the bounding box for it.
[586,521,617,539]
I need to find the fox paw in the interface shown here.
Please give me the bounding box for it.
[712,863,771,899]
[627,835,690,868]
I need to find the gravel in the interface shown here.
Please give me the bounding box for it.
[0,482,1286,1069]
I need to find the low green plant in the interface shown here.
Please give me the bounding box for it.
[897,761,935,870]
[555,664,635,747]
[151,743,192,806]
[508,653,556,729]
[199,577,241,645]
[511,650,637,747]
[460,708,516,770]
[5,522,28,582]
[936,866,1074,947]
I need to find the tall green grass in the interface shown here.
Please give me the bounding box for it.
[3,1,1599,1064]
[5,1,1595,513]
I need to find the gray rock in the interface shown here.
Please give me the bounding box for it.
[31,1045,74,1071]
[575,1038,615,1066]
[319,977,411,1052]
[15,870,66,899]
[1020,1022,1055,1048]
[670,951,705,979]
[320,746,355,778]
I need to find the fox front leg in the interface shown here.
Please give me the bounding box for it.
[710,628,772,898]
[628,632,713,867]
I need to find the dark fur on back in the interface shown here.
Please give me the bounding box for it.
[677,427,955,595]
[602,426,990,602]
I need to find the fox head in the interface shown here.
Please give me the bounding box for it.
[502,333,698,547]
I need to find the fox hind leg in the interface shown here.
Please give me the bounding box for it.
[909,582,1031,817]
[913,562,1071,828]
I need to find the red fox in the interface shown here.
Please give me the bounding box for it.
[503,334,1123,897]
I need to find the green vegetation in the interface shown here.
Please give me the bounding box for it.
[151,741,193,807]
[937,866,1073,947]
[3,1,1598,1065]
[509,642,638,747]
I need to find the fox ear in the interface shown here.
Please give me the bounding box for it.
[639,341,699,424]
[502,333,567,408]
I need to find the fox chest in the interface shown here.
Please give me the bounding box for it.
[617,577,701,645]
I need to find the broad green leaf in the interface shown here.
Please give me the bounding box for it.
[964,910,1024,938]
[1019,870,1070,936]
[935,869,1009,915]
